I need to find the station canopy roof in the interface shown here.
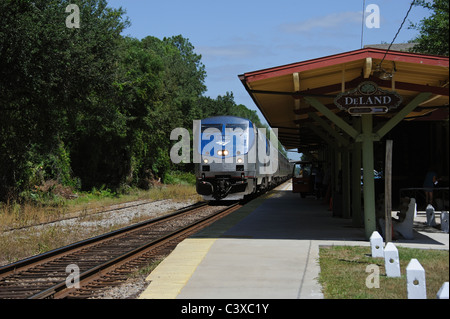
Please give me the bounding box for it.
[239,48,449,152]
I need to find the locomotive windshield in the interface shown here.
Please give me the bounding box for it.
[225,123,249,151]
[201,124,222,156]
[200,122,252,156]
[225,123,248,133]
[201,124,223,134]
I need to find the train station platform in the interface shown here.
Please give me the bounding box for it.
[139,182,449,299]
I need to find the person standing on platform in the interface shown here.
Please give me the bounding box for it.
[423,168,438,206]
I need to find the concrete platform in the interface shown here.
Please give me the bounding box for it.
[139,182,449,299]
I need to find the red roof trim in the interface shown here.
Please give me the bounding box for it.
[241,48,449,83]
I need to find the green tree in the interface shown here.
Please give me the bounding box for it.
[113,35,207,186]
[0,0,129,198]
[0,0,266,199]
[410,0,449,56]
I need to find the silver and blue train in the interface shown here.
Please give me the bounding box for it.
[195,116,291,200]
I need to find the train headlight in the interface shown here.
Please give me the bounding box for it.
[217,150,229,156]
[203,158,209,164]
[237,158,243,164]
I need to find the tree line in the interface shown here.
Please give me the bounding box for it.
[0,0,263,201]
[1,0,447,202]
[409,0,448,56]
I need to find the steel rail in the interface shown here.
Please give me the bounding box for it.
[29,202,240,299]
[0,201,207,278]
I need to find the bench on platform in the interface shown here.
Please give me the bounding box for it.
[379,198,416,240]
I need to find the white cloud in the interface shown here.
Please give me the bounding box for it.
[197,45,253,59]
[196,42,280,69]
[279,11,363,33]
[197,43,275,62]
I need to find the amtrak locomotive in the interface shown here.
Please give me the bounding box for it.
[195,116,291,200]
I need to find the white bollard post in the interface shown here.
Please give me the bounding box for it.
[436,282,449,299]
[384,242,401,277]
[426,204,437,227]
[441,212,449,233]
[370,231,384,258]
[406,259,427,299]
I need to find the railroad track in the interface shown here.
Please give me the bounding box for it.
[1,198,170,233]
[0,201,241,299]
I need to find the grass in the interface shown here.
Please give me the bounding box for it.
[133,259,164,277]
[0,178,202,265]
[0,176,201,231]
[318,245,449,299]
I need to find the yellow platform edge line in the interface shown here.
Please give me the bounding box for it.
[138,238,216,299]
[138,181,291,299]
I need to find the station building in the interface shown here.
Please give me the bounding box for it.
[139,48,449,300]
[239,47,449,239]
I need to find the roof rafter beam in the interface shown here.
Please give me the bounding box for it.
[288,75,448,97]
[294,103,339,115]
[293,72,301,106]
[364,57,373,79]
[375,92,432,139]
[304,124,335,146]
[368,76,449,96]
[293,76,363,98]
[281,134,303,143]
[308,112,350,147]
[304,96,359,140]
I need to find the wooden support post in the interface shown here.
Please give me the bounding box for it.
[352,117,362,227]
[385,140,393,243]
[361,114,376,239]
[332,145,342,217]
[335,146,340,195]
[342,148,351,219]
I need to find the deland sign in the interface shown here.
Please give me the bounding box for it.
[334,81,403,115]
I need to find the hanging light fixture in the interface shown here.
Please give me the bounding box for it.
[373,62,396,80]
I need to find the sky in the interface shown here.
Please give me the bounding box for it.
[106,0,430,158]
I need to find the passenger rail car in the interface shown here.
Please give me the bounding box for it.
[195,116,291,200]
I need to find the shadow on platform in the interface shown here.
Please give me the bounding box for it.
[196,188,446,247]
